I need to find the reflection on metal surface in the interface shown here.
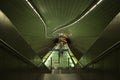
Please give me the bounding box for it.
[0,39,41,67]
[0,10,12,26]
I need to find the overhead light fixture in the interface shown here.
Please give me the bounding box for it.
[26,0,103,37]
[52,0,103,34]
[26,0,52,38]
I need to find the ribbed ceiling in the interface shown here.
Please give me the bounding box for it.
[0,0,120,53]
[31,0,94,34]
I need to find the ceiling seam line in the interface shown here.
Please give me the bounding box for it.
[52,0,103,35]
[26,0,53,38]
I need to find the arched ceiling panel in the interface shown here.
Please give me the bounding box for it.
[64,0,120,52]
[0,0,51,51]
[31,0,94,33]
[0,0,120,54]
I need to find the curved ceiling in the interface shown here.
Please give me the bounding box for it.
[0,0,120,53]
[30,0,95,34]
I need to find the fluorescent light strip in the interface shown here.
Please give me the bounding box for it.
[44,44,60,68]
[26,0,52,38]
[64,44,75,67]
[52,0,103,34]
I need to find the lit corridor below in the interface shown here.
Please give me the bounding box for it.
[43,44,77,69]
[0,0,120,80]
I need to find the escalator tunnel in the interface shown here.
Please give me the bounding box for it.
[0,0,120,80]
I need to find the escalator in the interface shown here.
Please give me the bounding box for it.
[42,43,78,69]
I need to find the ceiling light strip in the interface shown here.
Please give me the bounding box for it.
[26,0,52,38]
[53,0,103,34]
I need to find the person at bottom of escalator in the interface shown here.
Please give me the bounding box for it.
[58,36,67,45]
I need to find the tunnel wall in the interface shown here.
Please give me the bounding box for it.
[0,11,50,80]
[0,10,45,69]
[0,0,51,51]
[89,44,120,72]
[0,44,36,71]
[79,12,120,72]
[68,43,83,60]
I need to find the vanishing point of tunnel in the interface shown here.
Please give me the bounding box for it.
[0,0,120,80]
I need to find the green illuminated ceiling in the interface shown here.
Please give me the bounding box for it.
[0,0,120,53]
